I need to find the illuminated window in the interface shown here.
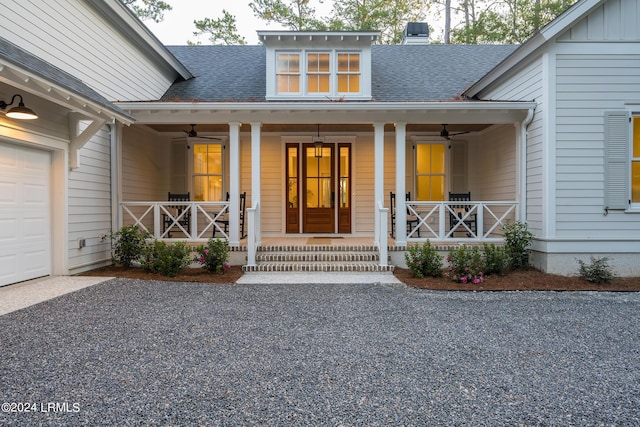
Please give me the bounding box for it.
[193,143,223,201]
[337,53,360,93]
[415,143,445,201]
[633,116,640,203]
[307,52,330,93]
[276,53,300,93]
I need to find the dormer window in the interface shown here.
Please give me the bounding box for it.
[337,53,360,93]
[260,31,377,101]
[307,52,330,93]
[276,53,300,93]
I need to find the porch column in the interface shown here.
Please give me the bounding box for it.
[374,122,385,245]
[395,122,407,246]
[228,122,241,246]
[251,122,261,243]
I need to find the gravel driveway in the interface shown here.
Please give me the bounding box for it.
[1,279,639,426]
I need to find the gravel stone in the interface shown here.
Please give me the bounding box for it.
[1,279,638,426]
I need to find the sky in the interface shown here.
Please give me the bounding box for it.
[145,0,333,46]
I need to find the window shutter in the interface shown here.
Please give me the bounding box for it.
[604,111,630,210]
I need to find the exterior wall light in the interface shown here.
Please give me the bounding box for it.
[314,124,324,158]
[0,94,38,120]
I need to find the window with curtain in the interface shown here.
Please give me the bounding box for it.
[192,143,223,201]
[415,143,445,201]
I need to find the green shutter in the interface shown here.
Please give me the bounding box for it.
[604,111,630,210]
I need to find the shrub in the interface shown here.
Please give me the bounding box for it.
[578,257,614,284]
[482,243,510,276]
[110,225,150,268]
[140,240,191,277]
[193,238,231,274]
[445,245,484,284]
[503,221,533,270]
[404,241,443,278]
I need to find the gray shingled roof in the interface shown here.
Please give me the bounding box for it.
[165,43,518,103]
[164,46,266,102]
[0,37,133,120]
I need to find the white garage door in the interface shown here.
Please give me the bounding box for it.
[0,142,51,286]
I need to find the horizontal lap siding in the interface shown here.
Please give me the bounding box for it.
[1,0,174,100]
[556,53,640,238]
[122,126,170,202]
[68,127,112,272]
[261,136,282,233]
[468,126,516,201]
[479,59,544,234]
[354,136,375,233]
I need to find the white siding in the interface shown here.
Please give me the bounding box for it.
[479,58,545,235]
[558,0,640,42]
[555,52,640,238]
[468,126,517,202]
[1,0,176,101]
[121,126,170,201]
[68,126,112,272]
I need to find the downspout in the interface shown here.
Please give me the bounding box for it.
[519,108,535,223]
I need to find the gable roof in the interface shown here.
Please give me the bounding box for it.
[0,36,134,123]
[162,44,518,103]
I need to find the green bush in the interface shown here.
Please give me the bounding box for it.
[482,243,510,276]
[404,241,443,278]
[110,225,150,268]
[503,221,533,270]
[140,240,191,277]
[193,238,231,274]
[445,245,484,284]
[578,257,614,284]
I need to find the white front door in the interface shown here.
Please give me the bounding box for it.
[0,142,51,286]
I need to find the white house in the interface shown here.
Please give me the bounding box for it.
[0,0,639,287]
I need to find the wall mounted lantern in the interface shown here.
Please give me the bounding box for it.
[313,124,324,158]
[0,94,38,120]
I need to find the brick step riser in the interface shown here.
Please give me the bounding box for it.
[255,254,381,262]
[243,264,395,273]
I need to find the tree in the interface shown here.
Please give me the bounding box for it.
[189,10,247,45]
[328,0,428,44]
[121,0,172,23]
[249,0,327,31]
[446,0,577,44]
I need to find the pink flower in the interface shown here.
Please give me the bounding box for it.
[224,262,231,269]
[473,278,481,284]
[461,277,467,283]
[204,249,209,255]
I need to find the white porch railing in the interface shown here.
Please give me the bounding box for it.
[246,201,260,266]
[120,201,230,241]
[404,201,518,241]
[376,202,388,267]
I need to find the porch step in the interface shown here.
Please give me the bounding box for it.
[242,244,394,273]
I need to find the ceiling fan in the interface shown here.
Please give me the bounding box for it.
[440,124,469,141]
[174,124,222,141]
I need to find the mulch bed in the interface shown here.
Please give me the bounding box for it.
[80,265,640,291]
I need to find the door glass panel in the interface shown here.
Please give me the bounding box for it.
[306,178,319,208]
[416,143,446,201]
[340,146,349,208]
[288,146,298,208]
[632,162,640,203]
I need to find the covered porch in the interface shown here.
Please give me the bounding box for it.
[116,101,535,267]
